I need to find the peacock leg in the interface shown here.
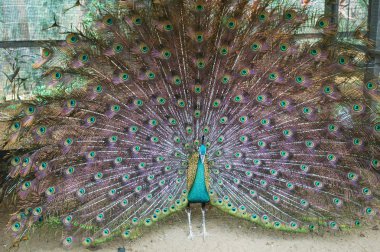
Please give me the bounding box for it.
[185,203,194,240]
[201,203,207,241]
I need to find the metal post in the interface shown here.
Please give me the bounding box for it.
[325,0,339,25]
[368,0,380,78]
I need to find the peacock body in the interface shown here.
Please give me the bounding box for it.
[1,0,380,248]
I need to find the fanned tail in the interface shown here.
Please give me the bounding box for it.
[0,0,379,247]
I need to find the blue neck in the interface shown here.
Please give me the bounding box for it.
[187,145,210,203]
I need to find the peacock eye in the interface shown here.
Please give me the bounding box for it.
[365,81,377,91]
[285,13,293,20]
[129,125,139,133]
[375,124,380,132]
[305,140,314,148]
[133,16,142,25]
[328,124,337,132]
[169,118,177,125]
[37,126,47,135]
[268,72,278,81]
[114,44,123,53]
[227,19,237,29]
[196,34,204,43]
[134,99,143,107]
[300,199,309,207]
[82,237,93,246]
[280,100,290,108]
[314,180,322,188]
[323,85,333,94]
[103,228,111,236]
[194,110,201,118]
[327,153,336,161]
[197,59,206,69]
[23,157,30,165]
[80,54,89,63]
[177,99,185,108]
[239,135,248,143]
[172,76,182,86]
[295,76,304,84]
[213,99,221,107]
[46,186,56,195]
[140,44,150,53]
[65,138,73,146]
[316,17,330,29]
[12,222,21,232]
[26,105,36,115]
[162,50,171,59]
[279,43,288,52]
[219,116,227,124]
[11,122,21,131]
[11,156,21,166]
[112,105,120,112]
[258,13,267,21]
[196,4,204,11]
[234,95,242,102]
[338,55,348,65]
[22,181,31,190]
[95,85,103,93]
[221,75,231,84]
[239,116,247,123]
[261,118,269,125]
[240,68,249,76]
[42,48,51,58]
[88,151,96,158]
[66,33,79,44]
[164,23,173,31]
[66,166,75,175]
[106,17,113,25]
[33,207,42,216]
[67,99,76,108]
[193,85,201,93]
[219,47,228,56]
[347,172,358,181]
[146,71,155,80]
[303,107,311,114]
[251,42,261,51]
[41,162,47,168]
[86,116,96,124]
[352,104,363,112]
[121,73,129,81]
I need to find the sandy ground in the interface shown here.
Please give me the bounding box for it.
[1,204,379,252]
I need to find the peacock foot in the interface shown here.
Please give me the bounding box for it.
[188,231,195,240]
[200,230,208,241]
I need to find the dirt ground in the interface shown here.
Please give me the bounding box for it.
[0,203,379,252]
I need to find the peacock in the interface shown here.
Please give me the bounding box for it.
[1,0,380,248]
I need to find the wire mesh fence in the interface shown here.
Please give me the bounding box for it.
[0,0,371,101]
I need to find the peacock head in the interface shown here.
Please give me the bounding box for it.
[199,136,207,163]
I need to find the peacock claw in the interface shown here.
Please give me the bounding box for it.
[188,232,194,240]
[201,232,208,241]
